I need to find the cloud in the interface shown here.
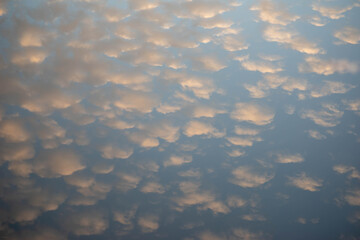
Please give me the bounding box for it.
[240,60,283,73]
[226,136,261,147]
[251,0,299,25]
[234,126,260,136]
[333,165,360,180]
[138,121,180,143]
[164,155,192,167]
[343,99,360,115]
[156,104,181,114]
[299,57,358,75]
[263,25,323,54]
[334,26,360,44]
[183,120,224,138]
[301,104,343,127]
[275,153,303,164]
[91,162,114,174]
[230,166,274,188]
[1,143,35,162]
[288,172,322,192]
[0,119,31,143]
[312,3,359,20]
[99,144,133,159]
[227,196,246,208]
[170,0,235,19]
[0,2,7,16]
[61,208,108,236]
[128,132,159,148]
[33,149,85,178]
[307,130,326,140]
[344,190,360,206]
[11,48,48,65]
[192,55,226,72]
[162,71,216,99]
[197,16,233,29]
[231,102,275,125]
[219,34,248,51]
[192,105,226,118]
[141,182,165,194]
[310,81,354,98]
[8,227,66,240]
[138,215,159,233]
[242,214,266,222]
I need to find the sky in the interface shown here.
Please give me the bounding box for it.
[0,0,360,239]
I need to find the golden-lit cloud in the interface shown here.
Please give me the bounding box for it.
[263,25,323,54]
[334,26,360,44]
[312,3,360,20]
[230,166,274,188]
[251,0,299,25]
[183,120,225,138]
[231,103,274,125]
[299,56,358,75]
[276,153,304,164]
[288,172,322,192]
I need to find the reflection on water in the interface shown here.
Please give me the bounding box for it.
[0,0,360,239]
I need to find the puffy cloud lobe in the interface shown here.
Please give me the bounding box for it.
[301,104,343,127]
[312,3,360,20]
[164,155,192,167]
[288,172,322,192]
[241,60,283,73]
[61,208,108,236]
[0,119,31,143]
[299,57,358,75]
[230,166,274,188]
[99,144,133,159]
[345,190,360,206]
[183,120,224,138]
[276,154,304,164]
[263,25,323,54]
[251,0,299,25]
[33,149,85,178]
[343,99,360,115]
[310,81,354,98]
[334,26,360,44]
[307,130,326,140]
[231,103,275,125]
[1,144,35,162]
[192,55,227,72]
[141,182,165,194]
[138,215,159,233]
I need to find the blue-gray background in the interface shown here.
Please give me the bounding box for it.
[0,0,359,239]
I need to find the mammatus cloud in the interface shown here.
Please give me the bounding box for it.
[231,103,275,125]
[310,81,354,98]
[61,208,108,236]
[33,149,85,178]
[263,25,323,54]
[307,130,326,140]
[251,0,299,25]
[312,3,360,20]
[164,155,193,167]
[183,120,225,138]
[137,214,160,233]
[343,99,360,115]
[333,165,360,180]
[344,190,360,206]
[230,166,274,188]
[301,104,343,127]
[299,57,358,75]
[276,153,304,164]
[288,172,322,192]
[334,26,360,45]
